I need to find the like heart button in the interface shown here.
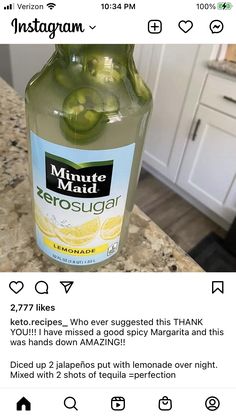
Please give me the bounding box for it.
[178,20,193,33]
[9,281,24,294]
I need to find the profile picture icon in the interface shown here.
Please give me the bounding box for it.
[205,396,220,411]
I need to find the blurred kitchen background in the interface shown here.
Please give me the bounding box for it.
[1,44,236,271]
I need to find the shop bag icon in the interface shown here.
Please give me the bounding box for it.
[158,396,172,411]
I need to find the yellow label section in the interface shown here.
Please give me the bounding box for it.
[43,236,108,256]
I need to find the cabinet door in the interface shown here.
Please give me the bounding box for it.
[135,45,199,179]
[135,45,215,181]
[177,105,236,223]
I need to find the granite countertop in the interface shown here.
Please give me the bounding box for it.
[208,60,236,78]
[0,78,202,272]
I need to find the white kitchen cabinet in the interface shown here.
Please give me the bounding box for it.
[135,45,216,182]
[177,105,236,223]
[201,73,236,118]
[135,44,199,180]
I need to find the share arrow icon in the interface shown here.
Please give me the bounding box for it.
[60,281,74,294]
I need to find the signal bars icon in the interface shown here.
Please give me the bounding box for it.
[4,3,14,9]
[47,2,56,9]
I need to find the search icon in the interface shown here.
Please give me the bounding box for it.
[64,396,78,411]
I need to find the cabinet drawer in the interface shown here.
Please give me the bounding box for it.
[201,74,236,118]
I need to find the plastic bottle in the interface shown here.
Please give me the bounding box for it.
[25,44,152,270]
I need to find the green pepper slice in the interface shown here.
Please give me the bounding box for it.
[63,87,103,132]
[103,93,119,113]
[54,66,74,89]
[60,116,106,144]
[87,56,125,84]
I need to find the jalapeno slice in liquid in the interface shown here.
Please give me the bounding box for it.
[63,87,103,132]
[60,116,107,144]
[103,93,119,113]
[54,67,74,89]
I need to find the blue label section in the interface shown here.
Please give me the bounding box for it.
[30,132,135,267]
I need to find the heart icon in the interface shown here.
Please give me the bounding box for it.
[9,281,24,294]
[178,20,193,33]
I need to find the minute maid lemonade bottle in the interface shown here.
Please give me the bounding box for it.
[26,45,152,270]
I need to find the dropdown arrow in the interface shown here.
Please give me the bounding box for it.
[89,25,96,29]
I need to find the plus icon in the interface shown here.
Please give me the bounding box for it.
[148,20,162,34]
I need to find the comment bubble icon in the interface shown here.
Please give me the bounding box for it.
[35,281,49,295]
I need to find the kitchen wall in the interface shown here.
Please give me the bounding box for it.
[0,45,12,85]
[9,45,54,96]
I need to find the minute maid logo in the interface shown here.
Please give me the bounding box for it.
[45,153,113,198]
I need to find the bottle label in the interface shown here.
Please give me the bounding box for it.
[30,132,135,267]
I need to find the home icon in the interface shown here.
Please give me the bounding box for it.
[16,397,31,411]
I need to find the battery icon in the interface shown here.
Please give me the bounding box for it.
[217,2,233,9]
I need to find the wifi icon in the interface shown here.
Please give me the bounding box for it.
[47,2,56,9]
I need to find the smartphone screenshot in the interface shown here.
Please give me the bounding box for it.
[0,0,235,417]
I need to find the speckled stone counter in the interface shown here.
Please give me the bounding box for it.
[0,78,202,272]
[208,60,236,78]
